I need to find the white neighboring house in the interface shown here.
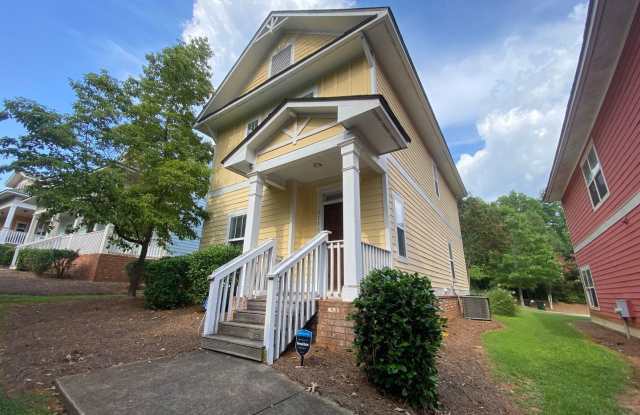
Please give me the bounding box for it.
[2,172,203,279]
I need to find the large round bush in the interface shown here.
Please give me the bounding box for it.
[487,288,516,316]
[143,256,192,309]
[351,268,445,410]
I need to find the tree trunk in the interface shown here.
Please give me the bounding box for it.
[518,287,525,307]
[547,291,554,310]
[128,240,150,297]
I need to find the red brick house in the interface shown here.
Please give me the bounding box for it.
[545,0,640,338]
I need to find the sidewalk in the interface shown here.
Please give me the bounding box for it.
[56,350,350,415]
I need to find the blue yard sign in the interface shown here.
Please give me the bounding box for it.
[295,329,313,366]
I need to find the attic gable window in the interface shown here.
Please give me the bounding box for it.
[581,144,608,209]
[270,44,293,76]
[246,118,259,137]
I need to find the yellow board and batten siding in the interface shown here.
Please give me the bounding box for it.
[376,66,469,291]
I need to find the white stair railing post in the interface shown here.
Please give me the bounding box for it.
[264,275,277,364]
[98,224,114,253]
[203,280,220,335]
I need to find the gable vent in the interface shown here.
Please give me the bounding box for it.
[460,296,491,320]
[271,45,292,76]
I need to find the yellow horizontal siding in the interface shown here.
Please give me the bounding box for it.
[200,188,248,249]
[361,171,385,247]
[376,67,461,231]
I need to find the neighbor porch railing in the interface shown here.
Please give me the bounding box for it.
[9,227,169,269]
[0,229,27,246]
[202,240,276,336]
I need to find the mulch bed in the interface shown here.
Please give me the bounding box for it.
[0,297,202,413]
[0,272,127,295]
[274,317,520,414]
[574,320,640,413]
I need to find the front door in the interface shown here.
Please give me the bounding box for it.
[322,197,344,295]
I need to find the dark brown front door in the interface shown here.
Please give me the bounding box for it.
[323,202,343,240]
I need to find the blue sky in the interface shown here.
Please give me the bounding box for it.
[0,0,587,200]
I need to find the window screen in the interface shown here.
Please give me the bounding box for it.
[580,267,599,309]
[271,45,292,75]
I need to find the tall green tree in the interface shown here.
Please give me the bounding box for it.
[0,38,214,296]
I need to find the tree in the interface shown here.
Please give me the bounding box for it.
[0,38,214,296]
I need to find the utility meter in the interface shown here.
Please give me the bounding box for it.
[614,299,630,318]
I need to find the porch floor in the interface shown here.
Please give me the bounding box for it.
[56,350,350,415]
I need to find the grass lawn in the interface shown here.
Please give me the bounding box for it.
[484,308,633,415]
[0,294,123,415]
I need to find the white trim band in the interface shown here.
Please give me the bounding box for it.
[208,181,249,198]
[574,191,640,252]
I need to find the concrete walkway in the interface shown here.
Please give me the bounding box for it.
[56,350,350,415]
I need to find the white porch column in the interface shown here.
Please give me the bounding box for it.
[243,173,264,253]
[340,141,363,301]
[24,212,41,243]
[3,204,17,229]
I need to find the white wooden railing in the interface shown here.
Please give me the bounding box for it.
[9,227,169,269]
[202,240,276,336]
[263,231,329,364]
[327,240,344,297]
[0,229,27,245]
[362,241,392,276]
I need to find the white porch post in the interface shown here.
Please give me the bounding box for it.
[3,204,17,230]
[24,212,41,243]
[340,141,363,301]
[243,173,264,253]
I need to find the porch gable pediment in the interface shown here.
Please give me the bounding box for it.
[222,95,410,176]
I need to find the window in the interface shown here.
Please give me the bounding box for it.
[448,241,456,282]
[433,163,440,198]
[15,222,27,233]
[581,145,608,208]
[227,214,247,248]
[579,266,599,309]
[394,195,407,257]
[246,119,259,137]
[270,44,292,76]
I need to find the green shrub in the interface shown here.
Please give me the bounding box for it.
[488,288,517,316]
[0,244,16,266]
[351,268,445,410]
[143,256,192,309]
[16,248,78,277]
[142,244,241,309]
[186,244,242,304]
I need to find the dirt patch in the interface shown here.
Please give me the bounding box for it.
[274,318,519,414]
[0,272,127,295]
[0,297,202,412]
[574,320,640,413]
[550,302,588,315]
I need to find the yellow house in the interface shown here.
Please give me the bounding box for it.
[197,8,469,363]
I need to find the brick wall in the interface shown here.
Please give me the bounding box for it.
[67,253,135,282]
[315,296,461,351]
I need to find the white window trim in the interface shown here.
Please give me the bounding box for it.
[268,42,294,78]
[226,211,247,246]
[433,163,440,199]
[316,185,343,233]
[393,192,408,260]
[580,142,610,211]
[579,265,600,310]
[447,241,456,282]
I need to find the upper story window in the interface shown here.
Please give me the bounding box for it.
[433,163,440,198]
[270,44,293,76]
[246,118,259,137]
[393,194,407,258]
[581,144,608,209]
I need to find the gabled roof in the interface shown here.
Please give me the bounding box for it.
[196,7,467,199]
[544,0,640,202]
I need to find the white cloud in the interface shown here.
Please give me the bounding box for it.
[182,0,354,86]
[422,3,587,200]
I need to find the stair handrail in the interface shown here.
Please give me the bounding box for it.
[202,239,276,336]
[263,231,330,364]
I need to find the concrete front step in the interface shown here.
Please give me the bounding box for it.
[219,321,264,341]
[201,334,265,362]
[236,310,266,324]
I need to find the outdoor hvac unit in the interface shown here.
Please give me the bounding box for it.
[460,296,491,320]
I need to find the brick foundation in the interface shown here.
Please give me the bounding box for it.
[315,295,462,351]
[67,253,135,282]
[439,296,462,320]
